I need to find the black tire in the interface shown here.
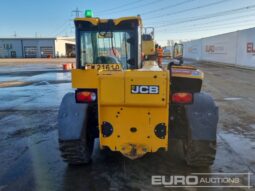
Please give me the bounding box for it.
[59,137,94,165]
[182,93,218,167]
[183,140,216,167]
[58,93,97,165]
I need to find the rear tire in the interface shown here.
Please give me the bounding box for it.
[182,93,218,167]
[59,127,95,165]
[58,93,97,165]
[59,137,94,165]
[183,140,216,167]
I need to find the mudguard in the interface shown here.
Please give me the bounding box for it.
[185,92,218,141]
[58,93,88,141]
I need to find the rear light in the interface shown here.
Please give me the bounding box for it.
[76,91,97,103]
[172,92,193,104]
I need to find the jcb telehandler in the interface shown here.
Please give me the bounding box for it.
[58,11,218,167]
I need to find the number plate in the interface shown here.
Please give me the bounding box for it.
[86,64,122,71]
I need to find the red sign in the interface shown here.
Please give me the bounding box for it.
[247,42,255,53]
[206,45,215,53]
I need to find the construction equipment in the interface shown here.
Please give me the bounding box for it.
[172,43,184,65]
[156,45,164,67]
[164,43,184,65]
[58,10,218,167]
[141,27,155,60]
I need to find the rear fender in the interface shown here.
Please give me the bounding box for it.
[58,93,88,141]
[185,93,218,141]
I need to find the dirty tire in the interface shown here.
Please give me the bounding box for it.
[183,140,216,167]
[59,139,94,165]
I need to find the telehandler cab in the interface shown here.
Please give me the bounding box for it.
[58,11,218,167]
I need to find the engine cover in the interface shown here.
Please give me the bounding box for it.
[98,70,170,159]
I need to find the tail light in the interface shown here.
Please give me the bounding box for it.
[172,92,193,104]
[75,91,97,103]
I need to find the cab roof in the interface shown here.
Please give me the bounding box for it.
[74,16,142,26]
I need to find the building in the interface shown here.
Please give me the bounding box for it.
[0,37,75,58]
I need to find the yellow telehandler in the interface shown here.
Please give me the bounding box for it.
[58,11,218,167]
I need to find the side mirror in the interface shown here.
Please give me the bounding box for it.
[173,43,184,59]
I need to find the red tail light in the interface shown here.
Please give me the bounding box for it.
[172,92,193,104]
[76,91,97,103]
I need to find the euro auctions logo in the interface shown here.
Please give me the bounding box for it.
[151,173,253,188]
[152,175,199,187]
[247,42,255,54]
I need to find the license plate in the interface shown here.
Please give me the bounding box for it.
[86,64,122,71]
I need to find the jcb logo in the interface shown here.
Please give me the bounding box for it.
[131,85,159,94]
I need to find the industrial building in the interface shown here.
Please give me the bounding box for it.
[0,37,75,58]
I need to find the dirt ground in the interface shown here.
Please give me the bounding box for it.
[0,59,254,191]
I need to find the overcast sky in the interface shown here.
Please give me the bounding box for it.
[1,0,255,45]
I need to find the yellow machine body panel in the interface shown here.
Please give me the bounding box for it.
[99,71,125,105]
[72,68,170,159]
[72,69,99,89]
[124,71,168,106]
[99,106,168,159]
[74,16,142,26]
[142,41,155,56]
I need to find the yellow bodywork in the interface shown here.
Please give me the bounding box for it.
[142,41,155,56]
[72,15,204,160]
[72,68,170,159]
[75,16,142,26]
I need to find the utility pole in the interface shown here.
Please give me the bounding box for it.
[72,8,82,18]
